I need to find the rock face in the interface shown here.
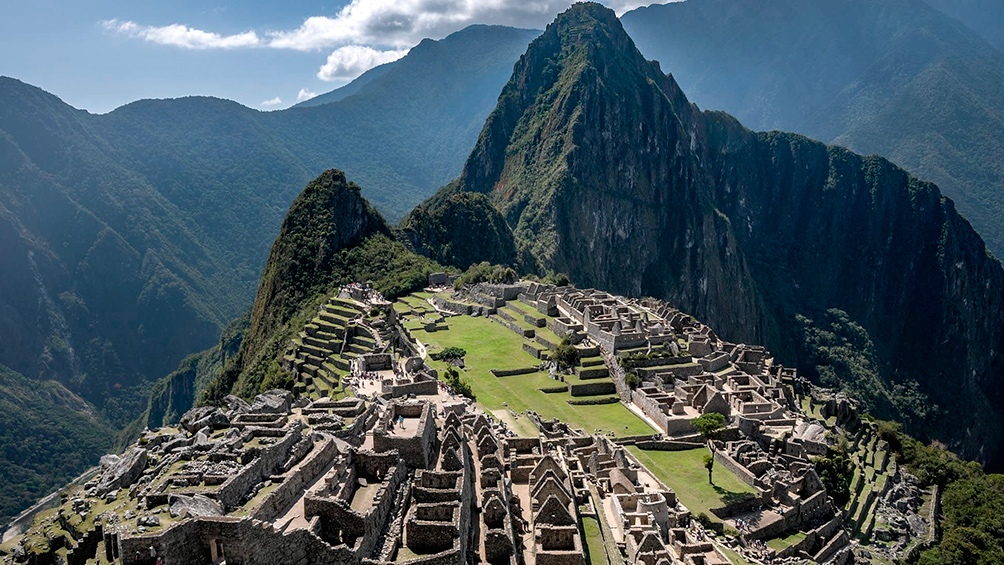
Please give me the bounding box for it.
[250,389,293,415]
[95,447,147,496]
[433,2,1004,467]
[241,170,388,365]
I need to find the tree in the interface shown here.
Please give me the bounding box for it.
[439,347,467,366]
[703,454,715,485]
[692,412,727,484]
[552,336,579,371]
[444,367,475,400]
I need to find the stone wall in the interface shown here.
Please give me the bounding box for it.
[491,367,540,377]
[384,378,439,398]
[568,381,616,397]
[251,440,337,523]
[633,440,705,451]
[119,516,357,565]
[217,424,303,511]
[712,450,759,490]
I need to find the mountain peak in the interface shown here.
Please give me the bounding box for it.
[241,169,388,364]
[456,1,697,262]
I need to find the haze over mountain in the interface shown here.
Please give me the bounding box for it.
[409,2,1004,469]
[621,0,1004,259]
[5,0,1004,530]
[0,24,534,523]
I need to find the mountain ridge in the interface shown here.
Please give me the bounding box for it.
[418,1,1004,467]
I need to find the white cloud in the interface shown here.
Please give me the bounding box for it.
[102,19,261,49]
[317,45,408,81]
[104,1,665,54]
[260,96,283,107]
[296,88,320,102]
[267,0,571,51]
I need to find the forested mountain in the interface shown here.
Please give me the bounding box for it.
[411,2,1004,469]
[620,0,1004,259]
[0,24,533,523]
[925,0,1004,52]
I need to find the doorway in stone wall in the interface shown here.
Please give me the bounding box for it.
[210,538,226,564]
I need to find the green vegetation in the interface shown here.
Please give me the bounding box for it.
[813,444,854,508]
[453,261,518,288]
[627,446,756,522]
[766,530,807,552]
[692,412,727,484]
[798,310,931,430]
[581,513,606,565]
[404,312,653,437]
[870,420,1004,564]
[444,367,475,400]
[0,365,114,523]
[439,347,467,362]
[552,336,579,371]
[398,192,519,270]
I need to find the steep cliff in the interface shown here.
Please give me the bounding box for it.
[440,3,1004,466]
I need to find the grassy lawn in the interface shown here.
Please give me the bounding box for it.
[718,545,758,565]
[766,530,807,552]
[406,313,654,437]
[627,446,757,521]
[581,513,607,565]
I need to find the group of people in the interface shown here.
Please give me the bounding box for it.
[735,516,757,534]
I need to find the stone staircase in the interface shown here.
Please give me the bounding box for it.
[284,297,367,399]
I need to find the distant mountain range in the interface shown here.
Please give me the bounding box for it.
[407,3,1004,470]
[4,0,1004,526]
[621,0,1004,259]
[0,24,535,524]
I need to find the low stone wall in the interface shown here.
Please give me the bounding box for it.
[431,296,472,316]
[575,366,609,380]
[217,425,302,511]
[568,381,616,397]
[490,367,539,377]
[119,516,356,565]
[566,396,619,406]
[523,313,546,328]
[621,355,694,369]
[385,379,439,398]
[634,440,704,451]
[493,315,535,339]
[523,342,547,359]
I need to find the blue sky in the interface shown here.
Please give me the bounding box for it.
[0,0,656,114]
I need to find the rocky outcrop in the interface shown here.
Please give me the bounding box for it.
[95,447,147,497]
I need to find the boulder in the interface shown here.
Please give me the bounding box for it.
[96,448,148,496]
[180,407,229,433]
[224,394,251,415]
[250,389,293,414]
[168,494,224,519]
